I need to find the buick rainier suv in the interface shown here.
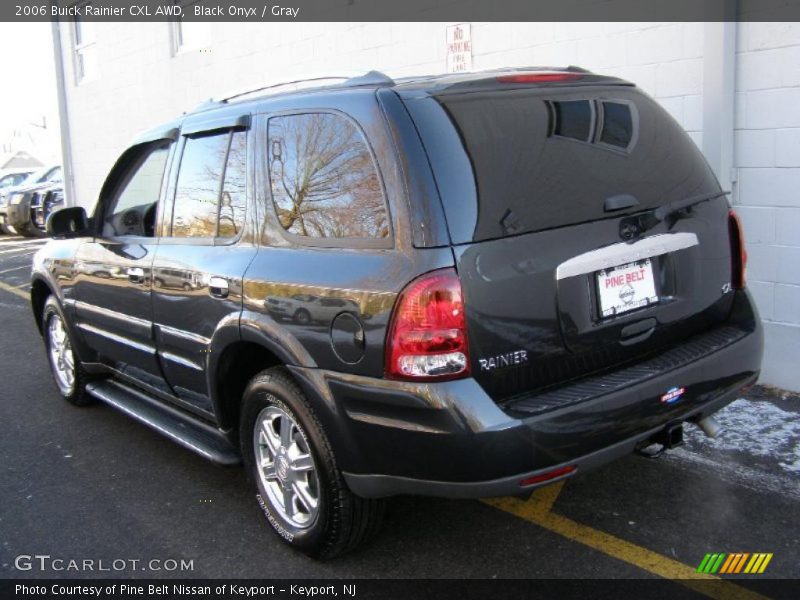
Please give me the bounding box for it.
[32,68,763,558]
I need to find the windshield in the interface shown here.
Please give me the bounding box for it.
[23,166,62,185]
[0,173,29,189]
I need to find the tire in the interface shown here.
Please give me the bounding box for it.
[293,309,311,325]
[42,296,94,406]
[240,367,385,559]
[19,222,44,238]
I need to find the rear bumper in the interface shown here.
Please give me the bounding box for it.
[290,291,763,499]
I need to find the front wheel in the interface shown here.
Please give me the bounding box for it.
[240,367,384,559]
[42,296,94,406]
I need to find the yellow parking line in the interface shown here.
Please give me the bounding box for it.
[0,279,29,300]
[484,486,769,600]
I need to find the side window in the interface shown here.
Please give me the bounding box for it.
[267,113,389,242]
[218,131,247,238]
[46,167,63,182]
[171,130,247,239]
[549,100,593,142]
[102,142,170,237]
[171,133,228,238]
[599,101,634,149]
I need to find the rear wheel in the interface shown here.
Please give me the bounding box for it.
[240,367,384,558]
[42,296,94,406]
[293,309,311,325]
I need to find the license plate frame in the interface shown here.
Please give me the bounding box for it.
[596,258,659,319]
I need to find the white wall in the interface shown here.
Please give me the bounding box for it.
[57,21,800,390]
[733,23,800,391]
[59,22,702,207]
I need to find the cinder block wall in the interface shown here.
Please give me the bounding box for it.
[733,23,800,391]
[57,21,800,390]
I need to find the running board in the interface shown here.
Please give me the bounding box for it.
[86,380,241,465]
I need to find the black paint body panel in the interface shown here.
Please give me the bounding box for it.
[31,70,764,498]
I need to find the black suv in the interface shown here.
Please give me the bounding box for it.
[32,68,762,558]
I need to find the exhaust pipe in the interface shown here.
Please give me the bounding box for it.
[697,416,723,439]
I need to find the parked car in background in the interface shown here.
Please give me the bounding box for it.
[0,169,35,234]
[1,165,62,236]
[0,169,34,192]
[32,68,762,559]
[266,294,360,325]
[31,183,65,234]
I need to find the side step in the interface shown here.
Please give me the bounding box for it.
[86,380,241,466]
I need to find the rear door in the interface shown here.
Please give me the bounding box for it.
[151,113,256,417]
[403,83,734,402]
[72,139,173,392]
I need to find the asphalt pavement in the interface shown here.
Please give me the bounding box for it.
[0,234,797,589]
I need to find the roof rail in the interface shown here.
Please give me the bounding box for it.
[215,70,395,104]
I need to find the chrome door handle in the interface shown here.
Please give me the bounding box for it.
[127,267,145,284]
[209,276,229,298]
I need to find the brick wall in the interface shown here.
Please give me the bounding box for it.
[58,21,800,390]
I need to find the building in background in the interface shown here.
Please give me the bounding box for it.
[51,21,800,391]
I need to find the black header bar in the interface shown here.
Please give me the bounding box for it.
[5,0,800,22]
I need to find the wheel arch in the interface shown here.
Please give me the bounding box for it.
[30,276,55,336]
[208,310,318,434]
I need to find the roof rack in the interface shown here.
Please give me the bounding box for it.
[214,70,395,104]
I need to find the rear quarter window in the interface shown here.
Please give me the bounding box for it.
[267,112,390,246]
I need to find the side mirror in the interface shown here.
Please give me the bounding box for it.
[47,206,90,238]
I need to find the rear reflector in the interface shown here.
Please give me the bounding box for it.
[385,268,470,382]
[520,465,577,487]
[728,209,747,289]
[497,73,582,84]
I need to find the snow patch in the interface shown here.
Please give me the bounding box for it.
[686,398,800,474]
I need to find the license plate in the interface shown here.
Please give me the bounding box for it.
[596,259,658,318]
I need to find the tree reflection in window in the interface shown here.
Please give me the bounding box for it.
[218,131,247,238]
[172,133,229,238]
[268,113,389,240]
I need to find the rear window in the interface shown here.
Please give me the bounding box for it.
[423,88,719,243]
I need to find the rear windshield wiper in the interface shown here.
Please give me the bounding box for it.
[653,190,729,223]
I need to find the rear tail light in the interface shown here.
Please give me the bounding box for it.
[385,268,470,381]
[496,73,581,84]
[728,209,747,289]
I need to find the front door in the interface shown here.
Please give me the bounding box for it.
[151,124,255,416]
[72,139,173,393]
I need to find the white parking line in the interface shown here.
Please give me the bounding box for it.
[0,237,48,246]
[0,247,40,256]
[0,264,30,275]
